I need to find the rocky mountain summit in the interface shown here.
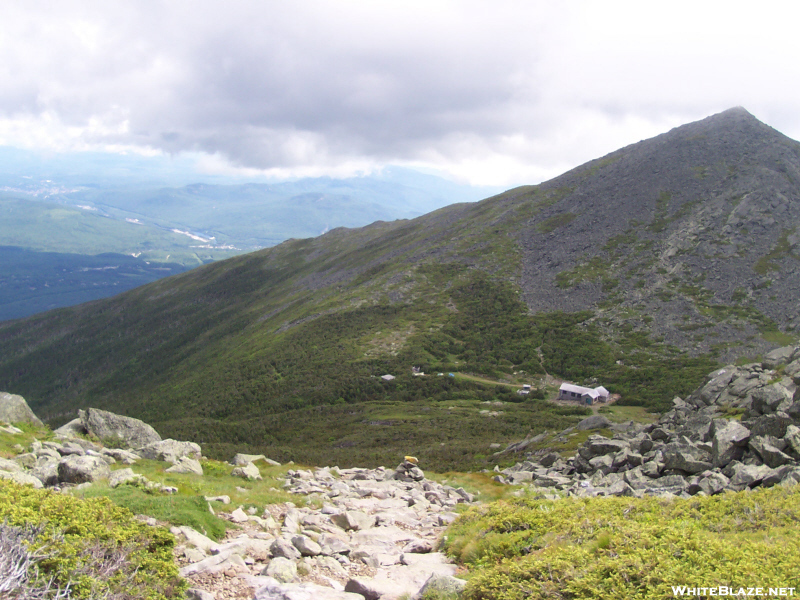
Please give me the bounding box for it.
[497,345,800,497]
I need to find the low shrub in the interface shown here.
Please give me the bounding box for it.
[0,479,185,600]
[443,485,800,599]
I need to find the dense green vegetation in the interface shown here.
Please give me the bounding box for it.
[0,246,195,321]
[444,485,800,599]
[0,260,717,471]
[0,479,184,599]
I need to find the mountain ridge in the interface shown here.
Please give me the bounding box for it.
[0,107,797,469]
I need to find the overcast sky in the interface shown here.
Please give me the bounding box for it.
[2,1,799,186]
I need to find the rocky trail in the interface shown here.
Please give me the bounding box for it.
[177,462,472,600]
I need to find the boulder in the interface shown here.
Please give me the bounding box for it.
[762,346,796,368]
[0,457,23,473]
[575,414,613,431]
[585,438,629,456]
[711,420,751,468]
[30,462,59,487]
[253,578,364,600]
[661,441,712,474]
[231,462,262,481]
[331,510,375,531]
[0,392,43,426]
[414,574,467,600]
[53,418,87,437]
[749,384,794,415]
[100,448,141,464]
[231,453,280,466]
[725,463,774,490]
[784,425,800,455]
[696,471,729,496]
[0,470,44,489]
[291,535,322,557]
[748,414,792,439]
[749,437,794,468]
[139,439,201,463]
[108,468,140,488]
[696,367,736,405]
[79,408,161,449]
[270,538,302,561]
[185,589,215,600]
[165,456,204,475]
[57,455,111,484]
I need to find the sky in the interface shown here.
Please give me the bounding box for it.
[2,1,799,187]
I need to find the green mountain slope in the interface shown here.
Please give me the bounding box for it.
[0,108,797,469]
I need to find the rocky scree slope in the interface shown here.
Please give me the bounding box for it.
[497,345,800,497]
[0,108,798,436]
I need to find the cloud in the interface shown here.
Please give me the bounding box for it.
[1,1,799,185]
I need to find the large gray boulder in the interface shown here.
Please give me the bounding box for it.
[762,346,797,369]
[0,392,43,426]
[139,439,201,463]
[58,455,111,484]
[711,420,751,468]
[79,408,161,449]
[53,418,87,438]
[0,470,44,489]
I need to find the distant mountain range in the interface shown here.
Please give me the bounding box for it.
[0,152,499,319]
[1,107,798,469]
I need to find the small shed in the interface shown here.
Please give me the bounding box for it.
[381,374,396,381]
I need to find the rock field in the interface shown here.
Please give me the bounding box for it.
[495,345,800,498]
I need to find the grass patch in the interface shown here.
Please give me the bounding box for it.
[536,212,577,234]
[73,458,303,540]
[597,404,660,423]
[0,422,53,458]
[761,330,796,346]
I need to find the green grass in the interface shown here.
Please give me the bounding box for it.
[74,458,303,540]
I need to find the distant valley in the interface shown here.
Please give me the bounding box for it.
[0,153,498,319]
